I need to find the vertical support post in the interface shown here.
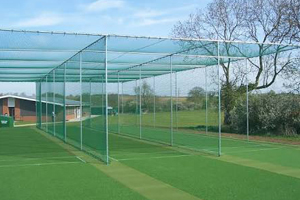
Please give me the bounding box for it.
[39,81,41,128]
[89,78,92,127]
[37,80,42,128]
[122,82,124,114]
[205,66,208,134]
[101,75,104,120]
[217,41,222,157]
[46,76,48,133]
[79,52,83,150]
[170,56,173,146]
[64,63,67,142]
[53,70,56,136]
[153,76,156,128]
[139,65,142,139]
[246,59,249,141]
[135,80,138,125]
[104,35,109,164]
[117,72,120,134]
[175,72,178,131]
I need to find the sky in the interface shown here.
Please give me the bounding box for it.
[0,0,211,95]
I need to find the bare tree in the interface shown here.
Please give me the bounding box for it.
[172,0,299,125]
[288,0,300,41]
[134,81,154,112]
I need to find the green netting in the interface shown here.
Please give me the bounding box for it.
[0,30,297,82]
[41,78,47,131]
[36,36,108,163]
[47,72,54,135]
[54,66,65,140]
[0,29,298,163]
[110,56,222,155]
[36,81,41,128]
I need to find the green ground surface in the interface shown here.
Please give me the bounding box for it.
[14,121,36,126]
[0,127,145,200]
[110,110,220,128]
[1,126,300,200]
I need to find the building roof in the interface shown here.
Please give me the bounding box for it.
[0,95,36,102]
[0,95,80,107]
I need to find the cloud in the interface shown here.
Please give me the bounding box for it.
[84,0,125,12]
[136,18,180,26]
[134,9,167,18]
[15,13,63,28]
[131,5,196,27]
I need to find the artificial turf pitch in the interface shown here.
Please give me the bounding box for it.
[0,126,300,200]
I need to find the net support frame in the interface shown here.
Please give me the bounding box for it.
[153,76,156,128]
[117,72,120,134]
[246,58,249,141]
[170,56,174,146]
[135,80,138,125]
[105,35,109,165]
[139,65,142,139]
[80,52,83,151]
[63,63,67,142]
[53,71,56,136]
[217,41,222,157]
[46,76,48,133]
[175,71,178,131]
[205,66,208,134]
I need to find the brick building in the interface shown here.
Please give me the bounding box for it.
[0,95,80,122]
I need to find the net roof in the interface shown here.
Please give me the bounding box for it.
[0,29,298,82]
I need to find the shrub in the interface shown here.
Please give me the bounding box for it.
[230,92,300,136]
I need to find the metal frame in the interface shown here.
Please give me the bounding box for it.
[2,28,299,47]
[30,29,300,165]
[80,53,83,150]
[105,36,109,164]
[139,65,142,139]
[217,41,222,157]
[63,63,67,142]
[53,71,56,136]
[170,56,174,146]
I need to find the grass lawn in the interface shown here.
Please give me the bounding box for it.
[109,110,221,128]
[14,121,36,126]
[1,126,300,200]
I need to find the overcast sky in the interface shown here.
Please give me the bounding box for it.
[0,0,211,95]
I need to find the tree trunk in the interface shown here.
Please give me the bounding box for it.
[222,82,236,125]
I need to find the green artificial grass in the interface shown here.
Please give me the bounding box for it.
[109,110,220,128]
[7,120,300,200]
[109,133,300,200]
[0,127,146,200]
[14,121,36,126]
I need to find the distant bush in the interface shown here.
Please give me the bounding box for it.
[230,92,300,136]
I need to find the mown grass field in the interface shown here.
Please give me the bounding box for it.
[109,110,221,128]
[1,125,300,200]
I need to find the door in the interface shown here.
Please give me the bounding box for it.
[9,107,15,119]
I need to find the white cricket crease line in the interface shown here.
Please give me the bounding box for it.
[0,161,81,168]
[111,150,179,156]
[176,144,217,154]
[76,156,86,163]
[0,156,77,162]
[117,154,194,161]
[222,144,271,149]
[109,156,119,162]
[14,123,36,127]
[224,147,282,154]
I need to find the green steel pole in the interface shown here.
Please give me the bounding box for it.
[139,65,142,139]
[80,53,83,150]
[105,35,109,164]
[64,63,67,142]
[218,41,222,157]
[170,56,173,146]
